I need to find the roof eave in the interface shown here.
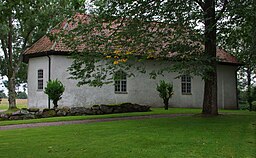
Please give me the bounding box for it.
[22,51,71,63]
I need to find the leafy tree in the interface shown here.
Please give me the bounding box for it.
[157,80,174,110]
[0,0,78,110]
[61,0,232,115]
[219,0,256,111]
[252,87,256,102]
[44,79,65,109]
[16,91,27,99]
[0,90,7,98]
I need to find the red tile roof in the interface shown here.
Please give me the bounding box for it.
[23,15,240,65]
[216,49,240,65]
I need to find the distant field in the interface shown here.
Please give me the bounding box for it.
[0,99,28,110]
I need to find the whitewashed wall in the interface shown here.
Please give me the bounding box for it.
[27,55,237,109]
[217,64,238,109]
[27,56,49,108]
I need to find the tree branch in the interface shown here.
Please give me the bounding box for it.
[216,0,229,21]
[0,38,9,61]
[21,28,34,50]
[194,0,205,9]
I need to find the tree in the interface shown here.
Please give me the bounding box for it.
[62,0,231,115]
[0,90,7,98]
[0,0,78,110]
[219,0,256,111]
[44,79,65,109]
[157,80,174,110]
[252,86,256,102]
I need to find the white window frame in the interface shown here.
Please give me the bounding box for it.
[37,69,44,91]
[181,75,192,95]
[114,70,127,94]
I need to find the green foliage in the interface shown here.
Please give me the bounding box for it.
[157,80,174,110]
[64,0,216,87]
[252,86,256,101]
[238,89,247,102]
[16,91,27,99]
[0,0,79,108]
[251,101,256,111]
[239,103,248,110]
[221,0,256,112]
[0,90,7,98]
[60,0,240,115]
[238,86,256,111]
[44,79,65,109]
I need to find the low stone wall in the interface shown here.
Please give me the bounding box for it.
[0,103,151,120]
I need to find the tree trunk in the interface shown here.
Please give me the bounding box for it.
[202,0,218,115]
[164,99,169,110]
[8,73,17,109]
[53,100,58,109]
[246,67,252,111]
[7,16,17,110]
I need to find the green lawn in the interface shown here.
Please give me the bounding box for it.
[0,108,201,126]
[0,106,255,126]
[0,112,255,158]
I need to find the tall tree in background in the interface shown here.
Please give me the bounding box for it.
[220,0,256,111]
[64,0,230,115]
[0,0,78,109]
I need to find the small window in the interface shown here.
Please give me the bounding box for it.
[181,75,191,94]
[114,70,127,93]
[38,69,43,90]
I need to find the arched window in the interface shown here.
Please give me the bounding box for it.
[37,69,43,90]
[114,70,127,93]
[181,75,191,94]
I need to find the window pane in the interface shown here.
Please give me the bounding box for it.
[114,70,127,92]
[186,76,191,82]
[38,80,43,90]
[187,83,191,93]
[181,75,192,94]
[121,80,126,91]
[115,81,120,92]
[181,83,186,93]
[38,70,43,79]
[181,76,186,82]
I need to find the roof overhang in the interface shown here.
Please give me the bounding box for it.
[23,51,70,63]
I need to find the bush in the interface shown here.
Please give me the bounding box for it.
[0,90,7,98]
[251,101,256,111]
[44,79,65,109]
[156,80,173,110]
[239,103,249,110]
[16,91,28,99]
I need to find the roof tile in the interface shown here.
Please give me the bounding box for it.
[23,15,240,65]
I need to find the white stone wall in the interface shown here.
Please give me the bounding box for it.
[27,55,238,109]
[217,64,238,109]
[27,56,49,108]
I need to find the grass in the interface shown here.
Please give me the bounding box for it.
[0,108,201,126]
[0,101,255,126]
[0,112,255,158]
[0,99,27,110]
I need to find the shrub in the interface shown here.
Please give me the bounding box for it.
[251,101,256,111]
[0,90,7,98]
[239,103,249,110]
[16,91,28,99]
[156,80,173,110]
[44,79,65,109]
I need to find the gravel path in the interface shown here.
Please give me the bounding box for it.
[0,114,192,131]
